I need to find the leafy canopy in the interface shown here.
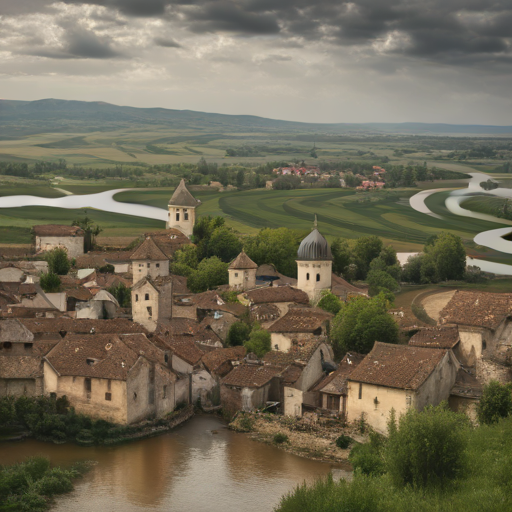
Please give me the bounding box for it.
[187,256,229,293]
[45,248,70,275]
[477,380,512,425]
[244,324,271,358]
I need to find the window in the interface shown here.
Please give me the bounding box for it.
[85,378,92,393]
[145,293,150,300]
[147,306,153,317]
[163,385,167,399]
[306,273,310,281]
[133,392,137,400]
[164,353,169,363]
[156,263,160,268]
[184,213,189,221]
[316,273,320,282]
[24,343,33,350]
[3,342,12,350]
[235,273,238,277]
[176,213,180,221]
[139,263,143,267]
[358,383,362,400]
[105,392,112,401]
[135,294,139,302]
[147,263,150,268]
[50,392,57,400]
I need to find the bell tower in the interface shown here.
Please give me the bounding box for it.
[167,179,200,238]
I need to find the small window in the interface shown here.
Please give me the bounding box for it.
[105,392,112,401]
[139,269,142,273]
[147,306,153,317]
[176,213,180,221]
[85,378,92,393]
[133,392,137,400]
[358,383,362,400]
[3,342,12,350]
[139,263,143,267]
[316,273,320,282]
[24,343,33,350]
[184,213,189,221]
[147,263,150,268]
[135,294,139,302]
[235,273,238,277]
[164,353,169,363]
[156,263,160,268]
[145,293,150,300]
[306,273,310,281]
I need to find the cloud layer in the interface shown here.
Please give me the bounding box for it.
[1,1,512,123]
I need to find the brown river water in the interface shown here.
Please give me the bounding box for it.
[0,415,345,512]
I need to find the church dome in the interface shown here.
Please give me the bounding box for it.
[297,228,332,261]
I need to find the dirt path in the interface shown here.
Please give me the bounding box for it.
[421,290,456,322]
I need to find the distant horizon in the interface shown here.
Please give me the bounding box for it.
[4,97,512,129]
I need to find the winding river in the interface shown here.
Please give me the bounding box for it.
[0,415,344,512]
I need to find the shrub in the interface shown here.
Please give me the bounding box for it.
[45,247,70,275]
[226,321,251,347]
[386,403,469,488]
[335,435,352,449]
[349,433,386,476]
[39,272,61,293]
[238,414,254,432]
[274,433,289,444]
[244,324,271,357]
[477,381,512,425]
[32,473,73,496]
[98,264,115,274]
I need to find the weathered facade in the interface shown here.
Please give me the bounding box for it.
[346,342,459,433]
[131,277,173,332]
[228,251,258,291]
[33,225,85,258]
[130,237,170,285]
[166,179,200,237]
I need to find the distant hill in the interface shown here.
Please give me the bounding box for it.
[1,98,512,138]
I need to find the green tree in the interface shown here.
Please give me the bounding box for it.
[353,236,383,279]
[170,245,199,276]
[386,403,469,488]
[187,257,229,293]
[72,216,102,252]
[193,216,226,259]
[402,253,423,283]
[226,322,252,347]
[106,283,131,308]
[330,294,399,356]
[477,381,512,425]
[317,291,342,315]
[331,238,353,276]
[39,272,61,293]
[207,226,242,263]
[236,169,245,188]
[367,269,400,297]
[45,248,70,275]
[244,324,271,358]
[244,227,303,278]
[427,232,466,281]
[420,253,439,283]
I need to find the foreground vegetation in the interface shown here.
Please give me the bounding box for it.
[276,403,512,512]
[0,457,89,512]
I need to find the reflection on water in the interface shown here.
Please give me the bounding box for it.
[0,415,342,512]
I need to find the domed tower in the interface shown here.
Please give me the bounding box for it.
[167,179,200,237]
[296,215,332,300]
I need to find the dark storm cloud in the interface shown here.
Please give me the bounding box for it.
[2,0,512,64]
[154,36,182,48]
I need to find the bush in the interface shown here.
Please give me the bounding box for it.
[244,324,271,357]
[238,414,254,432]
[335,435,352,449]
[477,381,512,425]
[45,247,70,275]
[274,433,289,444]
[386,404,469,488]
[98,264,115,273]
[39,272,61,293]
[349,433,385,476]
[226,321,251,347]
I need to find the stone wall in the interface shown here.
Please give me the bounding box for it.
[36,236,84,258]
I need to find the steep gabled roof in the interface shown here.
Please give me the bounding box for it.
[168,179,199,207]
[130,237,169,261]
[229,251,258,270]
[202,346,246,374]
[268,308,333,333]
[348,342,447,391]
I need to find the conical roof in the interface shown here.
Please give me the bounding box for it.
[297,218,332,261]
[130,237,169,261]
[229,251,258,270]
[168,179,199,207]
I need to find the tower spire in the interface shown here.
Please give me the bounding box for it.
[313,213,318,230]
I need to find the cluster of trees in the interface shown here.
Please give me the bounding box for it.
[0,162,32,178]
[403,233,466,284]
[277,396,512,512]
[39,247,71,293]
[226,322,272,358]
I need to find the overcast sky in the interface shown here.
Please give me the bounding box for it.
[1,1,512,124]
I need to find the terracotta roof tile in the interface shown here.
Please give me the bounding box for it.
[20,318,147,335]
[222,364,282,388]
[409,327,460,349]
[263,339,324,367]
[314,352,365,394]
[45,334,139,380]
[168,179,200,207]
[440,290,512,331]
[130,237,169,261]
[144,230,193,259]
[119,333,166,366]
[202,346,246,373]
[33,225,84,237]
[268,308,333,333]
[193,291,247,316]
[0,356,43,379]
[245,286,309,305]
[348,342,447,390]
[157,318,200,336]
[167,336,204,365]
[229,251,258,270]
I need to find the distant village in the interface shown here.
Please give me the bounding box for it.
[1,179,510,433]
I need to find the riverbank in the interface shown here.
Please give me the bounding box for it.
[230,412,366,464]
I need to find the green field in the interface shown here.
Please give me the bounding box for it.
[0,205,164,244]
